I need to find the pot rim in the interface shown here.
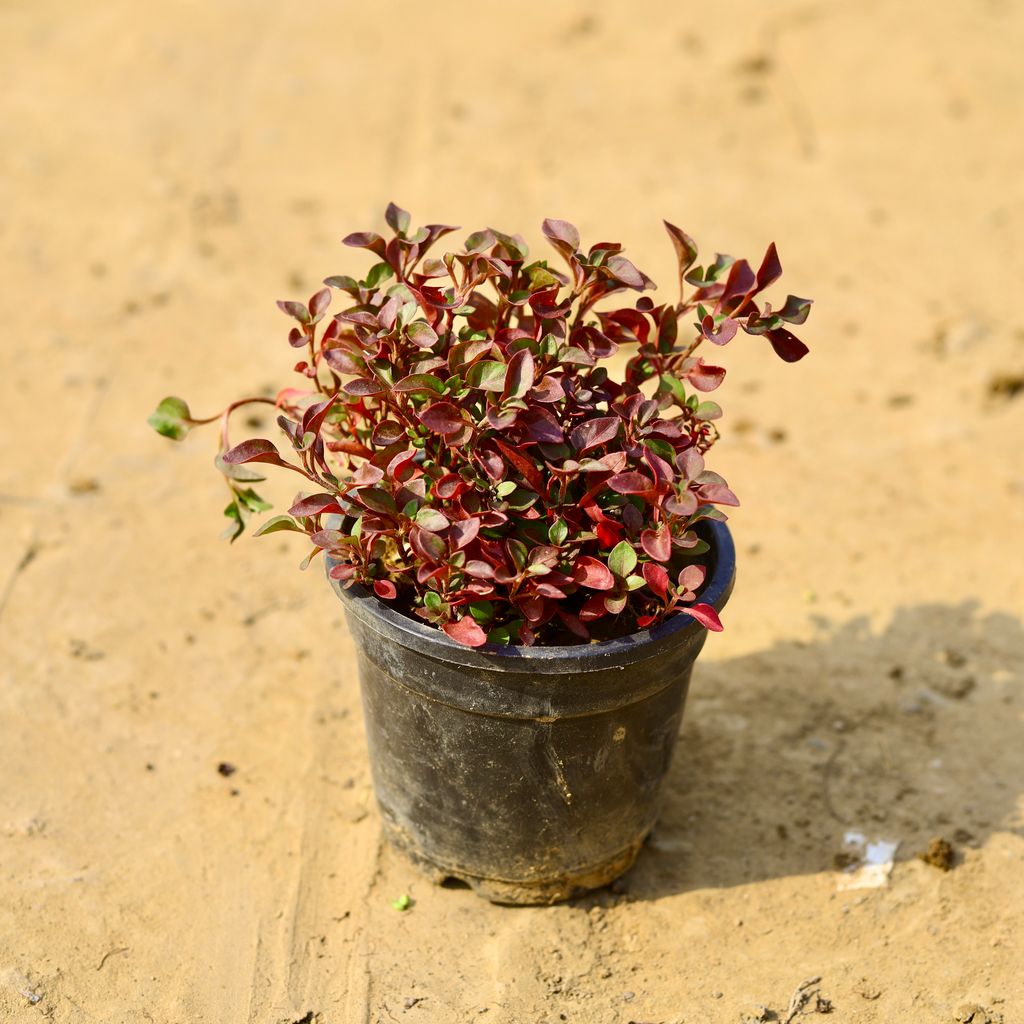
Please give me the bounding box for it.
[327,519,735,673]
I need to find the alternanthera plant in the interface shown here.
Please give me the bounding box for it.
[150,204,811,646]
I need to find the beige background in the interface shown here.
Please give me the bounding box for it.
[2,1,1023,1021]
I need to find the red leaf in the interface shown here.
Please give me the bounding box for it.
[493,438,545,493]
[640,526,671,561]
[342,231,386,257]
[410,526,446,563]
[308,287,331,319]
[766,327,809,363]
[607,471,655,495]
[518,595,547,623]
[596,519,622,548]
[276,300,309,323]
[373,579,397,600]
[386,449,418,482]
[289,493,343,517]
[721,258,756,305]
[529,287,573,319]
[569,416,620,453]
[642,562,670,600]
[449,517,480,550]
[520,408,564,443]
[663,221,698,276]
[418,402,466,436]
[678,564,706,592]
[697,482,740,506]
[329,563,356,580]
[681,603,723,631]
[701,314,738,346]
[442,616,488,647]
[756,242,782,291]
[504,348,535,400]
[542,218,580,252]
[434,473,468,500]
[579,593,609,622]
[685,360,726,392]
[605,255,646,290]
[677,448,705,481]
[352,463,385,486]
[556,610,590,640]
[371,421,406,447]
[301,394,340,437]
[343,377,386,397]
[572,556,614,591]
[223,439,286,466]
[529,375,565,403]
[486,406,518,431]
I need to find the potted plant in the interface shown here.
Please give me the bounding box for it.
[150,204,811,903]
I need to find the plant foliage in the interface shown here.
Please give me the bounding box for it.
[150,204,811,646]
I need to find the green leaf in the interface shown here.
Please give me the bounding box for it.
[548,519,569,546]
[777,294,813,325]
[397,300,419,328]
[415,507,450,532]
[391,893,411,912]
[465,229,495,253]
[324,275,359,292]
[148,397,192,440]
[524,261,559,290]
[298,547,322,571]
[221,499,245,543]
[214,452,266,483]
[495,480,517,498]
[695,401,723,421]
[406,321,439,349]
[608,540,637,578]
[504,487,538,511]
[358,488,397,514]
[465,360,507,392]
[392,373,444,394]
[506,539,528,572]
[385,202,411,236]
[488,619,524,646]
[643,437,676,462]
[235,487,272,513]
[364,261,394,289]
[253,514,306,537]
[468,601,495,624]
[625,574,646,591]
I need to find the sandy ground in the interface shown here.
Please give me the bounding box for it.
[2,1,1023,1021]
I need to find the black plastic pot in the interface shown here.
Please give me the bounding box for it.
[327,520,735,904]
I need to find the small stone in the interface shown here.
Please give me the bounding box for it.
[918,837,954,871]
[711,991,723,999]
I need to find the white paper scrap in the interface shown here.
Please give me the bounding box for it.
[836,830,900,891]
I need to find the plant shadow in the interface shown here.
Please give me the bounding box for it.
[619,601,1024,898]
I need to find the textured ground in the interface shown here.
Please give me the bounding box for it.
[2,1,1023,1022]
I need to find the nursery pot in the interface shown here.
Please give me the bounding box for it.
[326,520,735,905]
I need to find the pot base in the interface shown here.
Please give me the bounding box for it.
[382,819,647,905]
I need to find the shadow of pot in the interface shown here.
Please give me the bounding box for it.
[326,520,735,905]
